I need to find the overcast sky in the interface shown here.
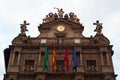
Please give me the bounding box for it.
[0,0,120,80]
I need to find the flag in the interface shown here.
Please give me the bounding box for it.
[72,46,78,70]
[43,45,48,71]
[64,47,69,72]
[52,46,56,72]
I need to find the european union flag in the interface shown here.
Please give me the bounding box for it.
[72,46,78,70]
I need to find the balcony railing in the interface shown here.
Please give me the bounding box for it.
[19,65,102,74]
[19,65,37,73]
[46,65,74,73]
[24,65,34,72]
[19,65,75,73]
[85,65,102,73]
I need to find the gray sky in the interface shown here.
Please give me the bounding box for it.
[0,0,120,79]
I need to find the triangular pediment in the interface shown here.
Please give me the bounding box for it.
[40,18,83,29]
[38,18,84,38]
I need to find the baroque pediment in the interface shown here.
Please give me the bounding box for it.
[38,18,84,38]
[37,9,84,38]
[40,18,83,28]
[38,19,84,32]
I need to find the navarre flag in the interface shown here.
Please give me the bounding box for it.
[52,46,56,72]
[43,45,48,71]
[72,46,78,70]
[64,47,69,72]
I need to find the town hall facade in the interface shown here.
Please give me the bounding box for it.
[3,8,117,80]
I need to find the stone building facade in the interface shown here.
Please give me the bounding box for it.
[3,9,117,80]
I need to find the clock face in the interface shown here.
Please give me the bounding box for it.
[57,25,65,32]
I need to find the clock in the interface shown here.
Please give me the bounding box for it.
[57,25,65,32]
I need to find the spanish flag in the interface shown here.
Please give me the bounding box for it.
[52,46,56,72]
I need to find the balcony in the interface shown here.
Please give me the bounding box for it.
[85,65,102,74]
[19,65,37,74]
[46,65,74,73]
[24,65,34,72]
[18,65,102,74]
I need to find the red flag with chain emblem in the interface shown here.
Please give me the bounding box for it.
[64,47,69,72]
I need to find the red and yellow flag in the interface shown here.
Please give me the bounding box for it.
[52,46,56,72]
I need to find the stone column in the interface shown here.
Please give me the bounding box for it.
[38,50,41,65]
[107,53,110,65]
[101,52,104,65]
[17,52,21,65]
[36,49,42,72]
[80,48,82,65]
[80,53,82,65]
[11,52,15,65]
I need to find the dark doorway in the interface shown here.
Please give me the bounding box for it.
[56,60,65,72]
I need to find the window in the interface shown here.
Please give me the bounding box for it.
[56,60,65,65]
[87,60,96,66]
[24,60,34,72]
[56,60,65,72]
[86,60,97,72]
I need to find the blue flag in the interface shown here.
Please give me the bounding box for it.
[72,46,78,69]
